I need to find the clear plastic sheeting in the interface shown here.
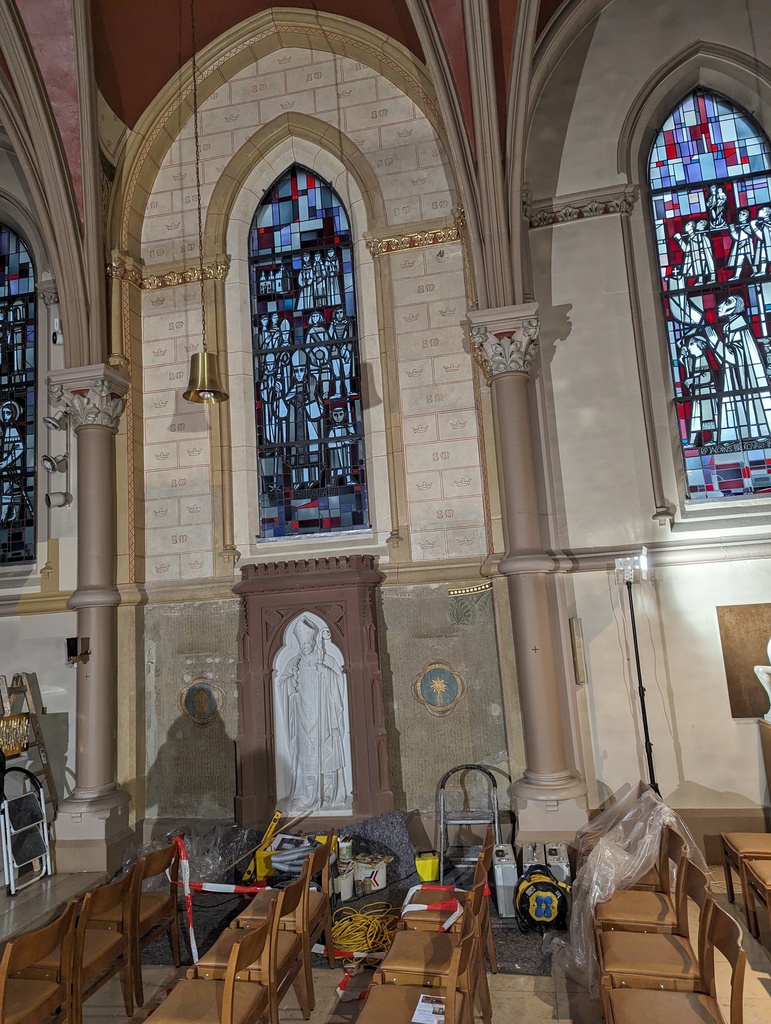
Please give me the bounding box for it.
[122,824,260,890]
[550,787,707,996]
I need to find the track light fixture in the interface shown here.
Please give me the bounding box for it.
[41,453,68,474]
[45,491,72,509]
[43,410,68,431]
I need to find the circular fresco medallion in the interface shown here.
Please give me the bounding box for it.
[412,660,466,717]
[179,677,224,726]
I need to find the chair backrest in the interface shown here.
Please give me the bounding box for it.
[221,899,275,1024]
[266,876,305,984]
[478,826,494,874]
[78,863,137,958]
[443,932,475,1024]
[138,840,179,890]
[674,858,711,940]
[659,824,687,897]
[0,899,77,989]
[304,832,333,898]
[700,901,746,1024]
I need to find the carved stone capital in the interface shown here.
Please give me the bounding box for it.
[465,303,540,382]
[48,364,130,432]
[37,283,60,306]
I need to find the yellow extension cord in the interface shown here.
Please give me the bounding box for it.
[331,901,400,965]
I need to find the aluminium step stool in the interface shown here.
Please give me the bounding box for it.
[0,765,54,895]
[438,763,502,884]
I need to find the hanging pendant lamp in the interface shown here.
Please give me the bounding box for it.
[183,0,228,404]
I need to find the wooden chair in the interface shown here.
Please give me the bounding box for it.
[375,879,491,1023]
[399,825,497,972]
[741,853,771,939]
[0,900,77,1024]
[145,906,273,1024]
[71,863,137,1024]
[720,831,771,922]
[234,830,336,996]
[598,859,712,997]
[601,900,746,1024]
[358,931,475,1024]
[91,840,182,1007]
[594,824,687,936]
[191,876,311,1024]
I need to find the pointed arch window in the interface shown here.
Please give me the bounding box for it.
[0,223,36,563]
[649,90,771,500]
[248,166,368,538]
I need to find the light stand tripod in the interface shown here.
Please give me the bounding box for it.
[616,550,660,797]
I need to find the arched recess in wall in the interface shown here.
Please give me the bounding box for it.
[106,12,450,574]
[618,44,771,522]
[205,114,393,556]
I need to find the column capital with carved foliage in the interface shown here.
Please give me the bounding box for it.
[47,364,130,432]
[465,302,540,383]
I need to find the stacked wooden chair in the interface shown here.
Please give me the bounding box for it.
[358,931,476,1024]
[146,905,275,1024]
[399,824,497,972]
[0,900,77,1024]
[190,874,312,1024]
[720,829,771,938]
[595,826,748,1024]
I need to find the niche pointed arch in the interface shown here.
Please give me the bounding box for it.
[649,89,771,500]
[249,165,368,538]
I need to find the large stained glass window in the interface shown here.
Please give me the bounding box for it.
[650,90,771,500]
[248,166,368,538]
[0,223,36,563]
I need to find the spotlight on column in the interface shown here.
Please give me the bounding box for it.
[41,453,68,474]
[43,410,68,431]
[45,491,72,508]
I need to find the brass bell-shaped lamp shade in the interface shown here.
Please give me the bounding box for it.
[183,350,228,403]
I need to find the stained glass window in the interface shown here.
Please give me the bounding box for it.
[649,90,771,500]
[248,166,368,538]
[0,223,36,563]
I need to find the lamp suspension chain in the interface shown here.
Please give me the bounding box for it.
[182,0,228,403]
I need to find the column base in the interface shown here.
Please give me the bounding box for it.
[53,786,134,874]
[512,772,589,842]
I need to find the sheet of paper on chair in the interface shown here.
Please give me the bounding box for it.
[411,993,446,1023]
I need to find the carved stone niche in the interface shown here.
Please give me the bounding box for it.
[233,555,394,828]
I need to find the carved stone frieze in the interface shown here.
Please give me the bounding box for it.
[48,364,130,432]
[107,252,230,290]
[367,207,465,257]
[528,184,639,229]
[466,303,540,382]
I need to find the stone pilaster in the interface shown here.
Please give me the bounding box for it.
[48,364,133,872]
[467,305,587,838]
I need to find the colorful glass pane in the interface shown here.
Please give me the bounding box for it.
[0,223,36,562]
[248,166,368,538]
[649,91,771,500]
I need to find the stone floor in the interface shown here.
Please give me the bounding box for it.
[2,866,770,1022]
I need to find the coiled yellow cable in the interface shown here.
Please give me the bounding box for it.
[331,901,400,965]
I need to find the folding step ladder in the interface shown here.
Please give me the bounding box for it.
[438,764,502,884]
[0,764,54,895]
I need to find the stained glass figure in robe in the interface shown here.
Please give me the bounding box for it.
[649,90,771,499]
[248,165,368,536]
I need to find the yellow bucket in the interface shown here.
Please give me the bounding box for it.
[415,850,440,882]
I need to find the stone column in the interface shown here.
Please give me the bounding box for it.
[48,365,132,872]
[467,305,587,838]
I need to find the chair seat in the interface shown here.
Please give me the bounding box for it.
[380,931,458,975]
[744,858,771,887]
[194,929,299,980]
[400,888,467,929]
[236,889,327,931]
[139,891,174,932]
[3,978,62,1024]
[358,980,465,1024]
[146,977,267,1024]
[81,928,126,976]
[595,890,677,930]
[608,987,720,1024]
[721,832,771,857]
[600,931,698,981]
